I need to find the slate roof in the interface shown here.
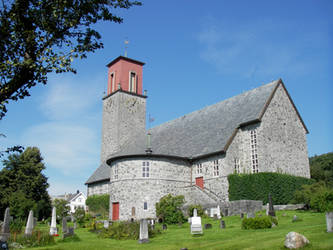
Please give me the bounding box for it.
[86,79,293,185]
[85,162,110,184]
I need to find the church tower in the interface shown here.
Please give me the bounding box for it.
[101,56,146,162]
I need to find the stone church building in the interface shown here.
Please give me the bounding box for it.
[85,56,310,221]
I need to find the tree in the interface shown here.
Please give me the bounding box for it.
[310,152,333,188]
[53,198,70,220]
[0,0,141,119]
[0,147,51,220]
[85,194,109,217]
[155,194,186,224]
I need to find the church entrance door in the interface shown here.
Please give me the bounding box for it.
[195,177,204,189]
[112,202,119,220]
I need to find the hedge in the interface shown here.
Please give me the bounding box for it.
[228,172,315,204]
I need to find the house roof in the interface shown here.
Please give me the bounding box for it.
[87,79,308,185]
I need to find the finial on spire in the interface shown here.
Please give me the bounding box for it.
[124,38,129,57]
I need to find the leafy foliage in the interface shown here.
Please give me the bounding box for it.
[293,181,333,212]
[9,230,55,247]
[85,194,109,217]
[0,147,51,220]
[73,207,86,227]
[0,0,141,119]
[10,218,25,233]
[188,204,204,217]
[97,221,161,240]
[53,199,70,220]
[310,152,333,188]
[241,216,277,230]
[228,173,315,204]
[155,194,186,224]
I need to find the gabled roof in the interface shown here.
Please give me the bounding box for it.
[87,79,308,184]
[106,80,281,162]
[68,192,87,202]
[85,162,110,184]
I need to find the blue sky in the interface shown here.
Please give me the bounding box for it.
[1,0,332,195]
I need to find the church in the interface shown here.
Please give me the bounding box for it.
[85,56,310,221]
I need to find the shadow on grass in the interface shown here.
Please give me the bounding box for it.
[58,234,81,243]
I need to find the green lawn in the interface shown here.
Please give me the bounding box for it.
[28,210,333,250]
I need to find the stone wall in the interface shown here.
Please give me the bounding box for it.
[87,181,110,196]
[109,157,191,220]
[101,91,146,163]
[220,200,263,216]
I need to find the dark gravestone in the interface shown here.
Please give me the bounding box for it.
[268,193,276,217]
[204,223,212,229]
[63,227,74,239]
[62,217,68,234]
[162,224,167,230]
[240,213,244,219]
[220,220,226,229]
[225,209,228,217]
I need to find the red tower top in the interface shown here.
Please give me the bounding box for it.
[106,56,145,95]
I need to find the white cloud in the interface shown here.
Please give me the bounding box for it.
[21,122,99,176]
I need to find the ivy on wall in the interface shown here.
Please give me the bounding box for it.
[228,173,315,204]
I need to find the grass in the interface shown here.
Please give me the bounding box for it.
[23,210,333,250]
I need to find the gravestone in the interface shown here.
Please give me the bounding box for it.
[150,219,155,230]
[25,210,34,236]
[265,203,269,215]
[74,222,77,229]
[204,223,212,229]
[103,220,109,229]
[326,212,333,233]
[62,217,68,234]
[268,193,276,217]
[217,205,221,219]
[193,208,197,217]
[0,208,10,242]
[63,227,74,239]
[49,207,57,235]
[138,219,149,243]
[190,216,202,234]
[292,215,298,222]
[240,213,244,219]
[220,220,226,229]
[33,217,37,228]
[162,224,167,230]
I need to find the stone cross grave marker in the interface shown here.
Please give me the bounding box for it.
[49,207,57,235]
[25,210,34,236]
[138,219,149,243]
[0,208,10,242]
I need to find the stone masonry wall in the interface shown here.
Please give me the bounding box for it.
[109,157,191,220]
[87,181,110,196]
[257,84,310,177]
[101,92,146,163]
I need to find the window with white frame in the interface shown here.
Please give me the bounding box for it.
[129,71,136,93]
[234,158,240,173]
[250,129,259,173]
[114,164,118,179]
[213,160,219,176]
[142,161,149,177]
[196,163,202,174]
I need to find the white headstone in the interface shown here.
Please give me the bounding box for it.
[49,207,57,235]
[0,207,10,241]
[138,219,149,243]
[326,212,333,233]
[103,220,109,229]
[193,208,197,217]
[190,216,202,234]
[217,205,221,219]
[25,210,34,235]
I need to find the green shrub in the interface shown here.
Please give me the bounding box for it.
[241,216,274,230]
[188,204,205,217]
[97,221,161,240]
[155,194,186,224]
[9,230,55,247]
[86,194,109,217]
[228,173,315,204]
[73,207,85,227]
[293,182,333,212]
[10,219,24,233]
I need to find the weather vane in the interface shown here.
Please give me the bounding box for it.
[124,38,129,57]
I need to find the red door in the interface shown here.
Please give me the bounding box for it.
[112,202,119,220]
[195,177,204,189]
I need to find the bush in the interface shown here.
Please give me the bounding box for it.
[293,182,333,212]
[86,194,109,217]
[242,216,276,230]
[228,173,315,204]
[9,230,55,247]
[188,204,205,217]
[97,221,161,240]
[10,219,24,233]
[73,207,85,227]
[155,194,186,224]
